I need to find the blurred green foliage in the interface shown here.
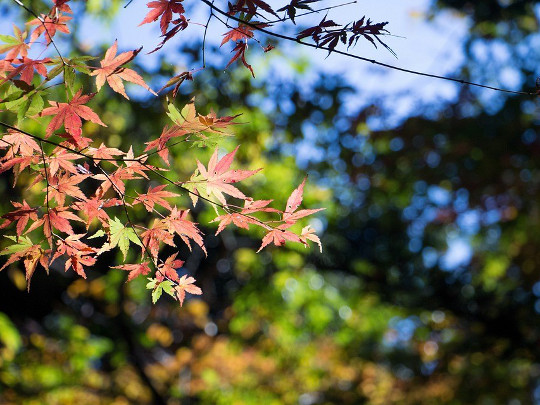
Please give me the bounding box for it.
[1,1,540,404]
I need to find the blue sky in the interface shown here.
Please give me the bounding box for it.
[72,0,471,114]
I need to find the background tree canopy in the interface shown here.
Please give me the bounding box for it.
[0,1,539,404]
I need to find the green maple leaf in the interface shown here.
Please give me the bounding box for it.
[146,278,175,304]
[109,217,142,260]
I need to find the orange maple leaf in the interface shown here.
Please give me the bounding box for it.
[133,184,179,212]
[0,200,38,236]
[41,90,106,138]
[91,40,156,99]
[139,0,185,35]
[27,14,71,44]
[112,262,152,282]
[141,220,175,259]
[161,207,206,255]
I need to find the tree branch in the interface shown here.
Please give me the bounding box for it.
[201,0,536,96]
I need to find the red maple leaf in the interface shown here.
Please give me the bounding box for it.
[221,24,258,46]
[162,207,206,255]
[0,238,50,291]
[144,125,188,165]
[0,200,38,236]
[139,0,185,35]
[51,234,97,278]
[27,14,71,44]
[141,220,175,259]
[46,173,88,206]
[41,90,106,138]
[133,184,179,212]
[225,41,255,77]
[9,57,50,85]
[26,207,84,242]
[91,41,156,99]
[300,225,322,252]
[46,149,83,176]
[228,0,277,16]
[0,155,38,177]
[112,262,152,282]
[72,196,119,228]
[88,143,124,164]
[156,252,184,282]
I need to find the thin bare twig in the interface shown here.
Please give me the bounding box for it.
[202,2,215,68]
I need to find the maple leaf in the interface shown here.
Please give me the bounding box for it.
[189,146,260,206]
[221,24,258,46]
[91,41,156,99]
[149,15,189,53]
[212,199,277,235]
[112,262,151,282]
[165,101,240,138]
[348,17,395,56]
[277,0,317,24]
[300,225,322,252]
[0,59,15,80]
[123,147,152,179]
[93,165,138,197]
[144,125,188,165]
[45,173,88,206]
[27,14,71,44]
[156,252,184,282]
[0,25,29,60]
[51,234,97,279]
[257,224,303,252]
[9,57,50,85]
[0,200,38,236]
[46,149,83,176]
[0,129,40,157]
[139,0,185,35]
[156,71,192,96]
[256,179,323,252]
[41,90,106,138]
[228,0,277,17]
[141,220,175,259]
[0,235,50,291]
[88,143,124,165]
[297,16,340,42]
[283,178,324,224]
[72,196,119,228]
[108,217,143,260]
[133,184,178,212]
[162,207,206,254]
[52,0,73,14]
[26,207,84,243]
[226,41,255,77]
[0,155,38,178]
[174,275,202,306]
